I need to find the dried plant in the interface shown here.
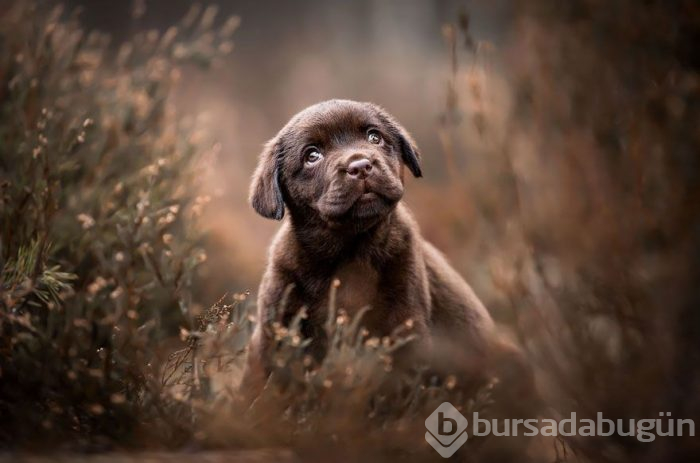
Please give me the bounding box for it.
[0,1,233,448]
[438,1,700,462]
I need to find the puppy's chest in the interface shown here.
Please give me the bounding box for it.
[329,260,381,315]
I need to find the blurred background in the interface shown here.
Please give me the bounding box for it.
[62,0,515,295]
[2,0,699,460]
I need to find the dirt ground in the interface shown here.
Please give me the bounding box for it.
[0,450,299,463]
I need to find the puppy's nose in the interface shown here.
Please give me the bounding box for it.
[346,158,372,179]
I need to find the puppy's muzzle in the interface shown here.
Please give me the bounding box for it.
[346,158,372,179]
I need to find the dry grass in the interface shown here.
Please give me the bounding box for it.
[0,0,231,450]
[432,3,700,462]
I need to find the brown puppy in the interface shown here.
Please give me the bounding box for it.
[244,99,498,392]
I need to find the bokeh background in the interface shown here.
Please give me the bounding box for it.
[63,0,515,297]
[2,0,699,461]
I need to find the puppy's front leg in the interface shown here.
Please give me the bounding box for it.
[240,266,293,398]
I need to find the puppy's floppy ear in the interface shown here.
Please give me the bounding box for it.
[376,108,423,178]
[249,138,285,220]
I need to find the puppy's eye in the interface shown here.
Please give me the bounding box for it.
[304,148,324,166]
[367,130,382,145]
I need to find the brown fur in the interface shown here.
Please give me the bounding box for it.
[244,99,502,392]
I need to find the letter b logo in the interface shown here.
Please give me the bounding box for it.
[425,402,469,458]
[439,412,458,436]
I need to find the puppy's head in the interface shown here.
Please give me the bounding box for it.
[249,99,422,226]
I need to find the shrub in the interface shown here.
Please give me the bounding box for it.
[440,3,700,461]
[0,1,234,448]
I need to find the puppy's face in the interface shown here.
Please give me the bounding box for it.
[250,100,422,227]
